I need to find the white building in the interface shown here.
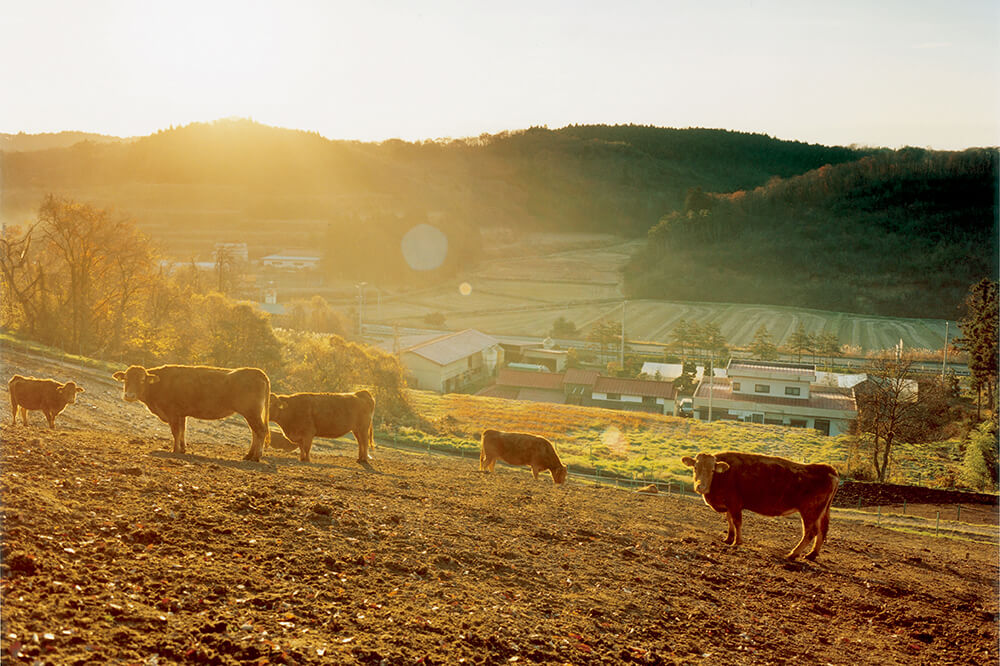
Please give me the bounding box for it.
[400,329,504,393]
[692,360,857,436]
[261,250,321,270]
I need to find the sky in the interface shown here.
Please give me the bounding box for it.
[2,0,998,149]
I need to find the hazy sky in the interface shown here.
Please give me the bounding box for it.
[3,0,998,148]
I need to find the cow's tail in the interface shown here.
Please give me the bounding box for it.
[262,372,271,447]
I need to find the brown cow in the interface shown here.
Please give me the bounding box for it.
[480,429,568,484]
[268,390,376,464]
[682,451,839,560]
[112,365,270,461]
[8,375,85,428]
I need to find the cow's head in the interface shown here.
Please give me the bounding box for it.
[269,394,288,421]
[112,366,157,402]
[552,464,568,485]
[58,381,85,404]
[681,452,730,495]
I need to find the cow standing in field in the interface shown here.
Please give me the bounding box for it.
[112,365,271,461]
[268,390,376,464]
[480,429,568,484]
[8,375,85,428]
[681,451,839,560]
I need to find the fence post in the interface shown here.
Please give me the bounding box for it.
[935,511,940,536]
[957,505,962,521]
[877,506,881,526]
[902,499,906,515]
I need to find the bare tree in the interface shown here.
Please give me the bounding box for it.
[854,353,927,482]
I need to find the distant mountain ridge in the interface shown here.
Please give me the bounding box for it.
[1,131,128,152]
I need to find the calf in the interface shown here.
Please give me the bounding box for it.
[269,390,375,463]
[113,365,270,461]
[480,429,568,484]
[8,375,85,428]
[682,451,839,560]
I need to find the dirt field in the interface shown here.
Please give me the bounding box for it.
[1,350,998,664]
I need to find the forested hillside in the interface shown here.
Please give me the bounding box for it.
[3,119,995,317]
[1,119,866,237]
[625,148,999,319]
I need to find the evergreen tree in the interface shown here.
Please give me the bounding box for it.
[955,278,999,416]
[749,325,778,360]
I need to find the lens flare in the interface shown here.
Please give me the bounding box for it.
[401,223,448,271]
[601,426,629,458]
[459,282,472,296]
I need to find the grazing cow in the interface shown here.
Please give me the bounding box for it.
[682,451,839,560]
[112,365,270,461]
[268,390,376,464]
[8,375,85,428]
[480,429,568,484]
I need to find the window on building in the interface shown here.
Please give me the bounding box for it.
[732,382,741,391]
[785,386,801,396]
[642,395,657,405]
[606,393,621,400]
[814,419,831,436]
[750,413,764,423]
[754,384,770,393]
[789,419,807,428]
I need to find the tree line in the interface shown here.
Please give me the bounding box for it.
[0,196,412,423]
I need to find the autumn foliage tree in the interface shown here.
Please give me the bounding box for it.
[1,195,155,355]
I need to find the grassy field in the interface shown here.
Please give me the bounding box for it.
[364,233,955,352]
[377,390,963,487]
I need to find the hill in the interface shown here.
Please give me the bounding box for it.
[0,346,997,664]
[0,130,126,152]
[2,119,995,317]
[625,148,999,319]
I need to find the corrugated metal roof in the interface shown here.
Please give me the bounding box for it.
[728,361,815,379]
[694,377,856,412]
[515,388,567,404]
[402,329,500,366]
[563,368,600,386]
[593,376,676,399]
[496,368,565,390]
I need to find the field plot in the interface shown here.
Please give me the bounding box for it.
[370,233,954,351]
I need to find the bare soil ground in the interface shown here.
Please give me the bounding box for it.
[1,347,998,665]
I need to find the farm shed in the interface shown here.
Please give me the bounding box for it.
[400,329,503,393]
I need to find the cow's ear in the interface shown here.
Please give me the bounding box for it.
[113,371,126,381]
[76,386,85,393]
[681,456,696,467]
[146,375,160,385]
[714,461,730,473]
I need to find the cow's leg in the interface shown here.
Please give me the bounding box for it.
[9,397,16,425]
[169,416,186,454]
[299,432,314,463]
[241,411,267,462]
[789,510,820,559]
[805,495,836,561]
[44,409,56,429]
[19,407,30,426]
[479,449,488,472]
[353,425,372,463]
[725,510,743,545]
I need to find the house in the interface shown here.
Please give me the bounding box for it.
[478,367,677,415]
[500,338,569,372]
[640,362,727,382]
[400,329,504,393]
[261,249,322,270]
[692,360,857,436]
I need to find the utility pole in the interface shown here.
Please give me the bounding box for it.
[356,281,367,337]
[941,321,949,381]
[620,301,626,368]
[708,351,714,422]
